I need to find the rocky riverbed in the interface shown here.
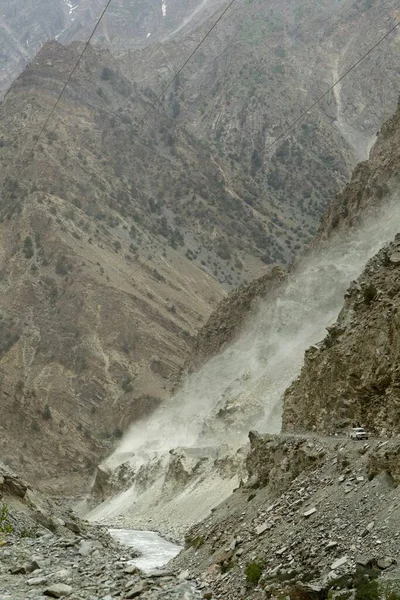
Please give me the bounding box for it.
[0,461,208,600]
[0,529,205,600]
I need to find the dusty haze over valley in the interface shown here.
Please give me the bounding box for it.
[1,2,400,599]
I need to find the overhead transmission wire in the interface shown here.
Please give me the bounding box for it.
[210,16,400,202]
[126,16,400,282]
[12,0,400,284]
[23,0,115,165]
[250,19,400,168]
[21,0,238,167]
[135,0,238,130]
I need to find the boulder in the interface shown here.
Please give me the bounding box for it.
[78,539,103,556]
[44,584,74,597]
[4,476,27,498]
[331,556,348,570]
[10,560,40,575]
[377,556,395,570]
[356,555,376,568]
[124,582,147,599]
[64,520,81,534]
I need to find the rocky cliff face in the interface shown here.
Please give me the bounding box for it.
[283,237,400,436]
[316,97,400,245]
[282,99,400,436]
[181,268,286,377]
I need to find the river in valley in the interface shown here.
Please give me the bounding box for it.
[109,528,182,573]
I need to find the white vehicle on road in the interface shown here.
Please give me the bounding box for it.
[349,427,368,440]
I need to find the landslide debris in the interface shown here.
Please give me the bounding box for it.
[172,433,400,600]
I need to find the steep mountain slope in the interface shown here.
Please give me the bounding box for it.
[1,1,398,492]
[184,96,400,385]
[0,0,222,98]
[0,41,227,488]
[158,101,400,599]
[83,91,400,544]
[122,0,400,265]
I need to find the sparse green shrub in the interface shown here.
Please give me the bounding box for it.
[329,566,380,600]
[245,561,263,586]
[114,427,123,439]
[101,67,115,81]
[42,404,52,420]
[355,578,379,600]
[23,236,34,258]
[122,376,133,393]
[46,130,59,144]
[55,255,72,276]
[384,587,400,600]
[289,584,315,600]
[172,99,181,118]
[20,527,37,538]
[0,505,13,535]
[363,283,377,305]
[186,536,205,549]
[31,420,40,433]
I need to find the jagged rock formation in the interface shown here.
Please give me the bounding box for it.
[182,268,286,376]
[0,461,203,599]
[283,237,400,436]
[87,444,248,539]
[0,460,93,537]
[317,97,400,244]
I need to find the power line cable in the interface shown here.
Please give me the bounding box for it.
[136,0,237,129]
[23,0,114,165]
[215,18,400,200]
[20,0,237,171]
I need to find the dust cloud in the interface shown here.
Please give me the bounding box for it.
[108,196,400,469]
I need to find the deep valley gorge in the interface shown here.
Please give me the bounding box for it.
[1,0,400,599]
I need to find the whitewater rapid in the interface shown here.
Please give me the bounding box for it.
[109,529,181,573]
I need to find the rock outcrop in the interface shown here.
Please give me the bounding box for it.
[181,268,286,376]
[283,237,400,436]
[316,97,400,244]
[0,462,203,599]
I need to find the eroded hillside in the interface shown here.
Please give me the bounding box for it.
[122,0,400,266]
[0,41,227,489]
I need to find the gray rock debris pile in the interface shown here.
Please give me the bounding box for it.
[0,531,202,600]
[0,461,203,599]
[173,434,400,599]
